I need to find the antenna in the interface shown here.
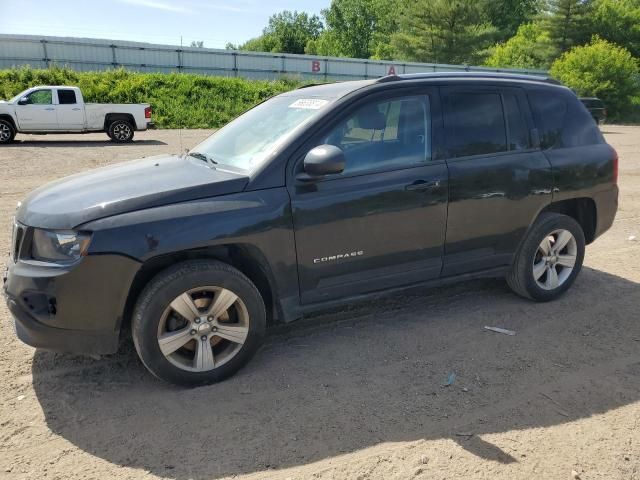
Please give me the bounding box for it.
[179,35,184,154]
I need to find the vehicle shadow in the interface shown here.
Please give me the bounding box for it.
[11,139,167,147]
[31,267,640,479]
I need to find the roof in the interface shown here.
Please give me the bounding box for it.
[283,71,562,102]
[281,80,376,99]
[379,72,559,85]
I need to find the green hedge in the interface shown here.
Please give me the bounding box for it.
[0,67,304,129]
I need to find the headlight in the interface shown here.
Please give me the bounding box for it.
[31,229,92,263]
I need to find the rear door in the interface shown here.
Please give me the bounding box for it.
[55,89,85,130]
[14,89,57,131]
[441,85,553,276]
[287,87,449,304]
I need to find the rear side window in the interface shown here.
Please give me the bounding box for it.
[529,90,603,149]
[444,92,507,157]
[57,89,77,104]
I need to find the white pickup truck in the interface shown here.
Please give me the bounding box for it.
[0,86,153,144]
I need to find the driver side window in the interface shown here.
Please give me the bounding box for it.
[322,95,431,175]
[25,90,53,105]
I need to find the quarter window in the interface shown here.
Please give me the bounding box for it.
[444,92,507,158]
[25,90,53,105]
[57,89,77,104]
[322,95,431,174]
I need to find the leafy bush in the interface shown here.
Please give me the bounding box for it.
[550,37,639,119]
[0,66,303,129]
[485,23,556,70]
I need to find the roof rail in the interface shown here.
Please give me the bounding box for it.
[375,72,561,85]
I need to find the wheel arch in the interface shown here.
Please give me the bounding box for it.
[120,244,279,336]
[0,114,17,129]
[539,197,597,244]
[105,113,137,131]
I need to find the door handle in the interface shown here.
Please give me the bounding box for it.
[405,180,441,191]
[72,107,81,111]
[44,107,55,111]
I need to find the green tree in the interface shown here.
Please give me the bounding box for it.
[305,30,342,56]
[588,0,640,57]
[481,0,541,39]
[550,36,639,117]
[392,0,497,64]
[318,0,399,58]
[485,23,556,69]
[542,0,592,52]
[232,10,323,54]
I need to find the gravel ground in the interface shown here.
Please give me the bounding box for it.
[0,127,638,480]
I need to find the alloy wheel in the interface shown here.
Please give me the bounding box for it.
[157,286,249,372]
[113,123,132,141]
[532,229,578,290]
[0,122,12,142]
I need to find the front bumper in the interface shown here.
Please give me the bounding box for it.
[3,254,140,355]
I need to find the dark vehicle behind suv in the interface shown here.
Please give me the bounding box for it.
[4,73,618,386]
[580,97,607,124]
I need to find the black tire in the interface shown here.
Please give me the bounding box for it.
[132,260,266,387]
[0,119,16,144]
[107,119,135,143]
[507,213,585,302]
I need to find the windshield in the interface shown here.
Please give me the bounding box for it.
[190,95,332,171]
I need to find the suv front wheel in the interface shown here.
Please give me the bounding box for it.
[507,213,586,301]
[132,260,266,387]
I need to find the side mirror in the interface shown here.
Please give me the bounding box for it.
[298,144,345,181]
[17,97,29,105]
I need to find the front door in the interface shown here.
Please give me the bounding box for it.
[14,89,57,131]
[288,89,449,304]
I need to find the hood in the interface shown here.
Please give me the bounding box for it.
[17,154,249,229]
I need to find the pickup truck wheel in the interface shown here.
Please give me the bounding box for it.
[108,120,134,142]
[0,119,16,144]
[507,213,585,302]
[132,260,266,387]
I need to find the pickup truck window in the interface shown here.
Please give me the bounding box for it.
[322,95,431,174]
[444,92,507,158]
[190,95,333,172]
[25,90,53,105]
[57,89,77,104]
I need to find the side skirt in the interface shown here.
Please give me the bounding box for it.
[279,266,509,323]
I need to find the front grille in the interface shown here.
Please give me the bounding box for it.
[11,221,25,263]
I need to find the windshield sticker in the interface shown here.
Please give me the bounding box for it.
[289,98,329,110]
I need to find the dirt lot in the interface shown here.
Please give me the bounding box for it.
[0,127,638,480]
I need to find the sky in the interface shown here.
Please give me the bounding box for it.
[0,0,328,48]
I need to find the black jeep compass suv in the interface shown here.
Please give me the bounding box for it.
[4,73,619,386]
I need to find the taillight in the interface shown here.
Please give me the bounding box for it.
[612,148,619,184]
[145,106,152,119]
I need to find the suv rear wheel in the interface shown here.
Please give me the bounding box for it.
[507,213,585,301]
[132,260,266,387]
